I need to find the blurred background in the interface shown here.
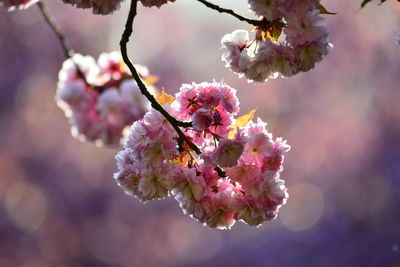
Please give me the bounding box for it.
[0,0,400,266]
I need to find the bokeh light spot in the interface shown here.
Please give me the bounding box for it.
[279,183,324,232]
[4,182,47,232]
[168,217,223,264]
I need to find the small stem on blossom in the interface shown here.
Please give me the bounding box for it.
[120,0,199,154]
[36,1,95,90]
[195,0,264,27]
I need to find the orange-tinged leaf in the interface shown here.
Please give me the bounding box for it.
[144,75,159,85]
[228,109,256,139]
[157,87,175,105]
[267,22,284,41]
[170,152,192,165]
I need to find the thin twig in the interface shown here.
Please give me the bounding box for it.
[37,1,72,58]
[119,0,199,154]
[37,1,94,89]
[195,0,263,27]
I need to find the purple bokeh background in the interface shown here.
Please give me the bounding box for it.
[0,1,400,266]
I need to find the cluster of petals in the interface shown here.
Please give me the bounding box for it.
[0,0,38,10]
[140,0,175,8]
[56,51,152,146]
[115,81,290,229]
[61,0,175,14]
[61,0,124,15]
[221,0,332,82]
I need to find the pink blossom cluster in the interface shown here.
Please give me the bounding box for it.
[61,0,124,15]
[221,0,332,82]
[61,0,175,14]
[114,81,290,229]
[140,0,175,8]
[56,51,152,146]
[0,0,37,10]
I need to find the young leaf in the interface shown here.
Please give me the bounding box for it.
[144,75,159,86]
[157,87,175,104]
[228,109,256,139]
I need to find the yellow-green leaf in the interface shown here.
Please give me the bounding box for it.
[267,22,285,41]
[228,109,256,139]
[157,87,175,105]
[318,4,337,15]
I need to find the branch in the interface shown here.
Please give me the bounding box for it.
[37,1,72,58]
[36,1,96,90]
[195,0,263,27]
[119,0,200,154]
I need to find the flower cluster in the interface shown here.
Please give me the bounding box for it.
[56,51,154,146]
[115,81,290,229]
[221,0,332,82]
[61,0,124,15]
[61,0,175,14]
[0,0,37,10]
[140,0,175,8]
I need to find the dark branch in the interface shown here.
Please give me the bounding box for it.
[119,0,199,154]
[119,0,229,177]
[195,0,263,27]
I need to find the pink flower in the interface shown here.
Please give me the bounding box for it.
[284,9,329,47]
[221,1,332,83]
[61,0,124,15]
[56,52,153,146]
[217,84,239,114]
[243,131,274,164]
[192,108,212,132]
[221,30,249,74]
[139,0,175,8]
[248,0,284,20]
[98,51,125,80]
[114,81,290,229]
[210,139,244,167]
[0,0,37,10]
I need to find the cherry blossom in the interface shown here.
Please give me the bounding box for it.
[0,0,38,10]
[61,0,124,15]
[221,0,332,82]
[56,52,154,146]
[115,81,290,229]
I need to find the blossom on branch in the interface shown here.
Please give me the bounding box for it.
[221,0,333,82]
[139,0,176,8]
[114,81,290,229]
[61,0,124,15]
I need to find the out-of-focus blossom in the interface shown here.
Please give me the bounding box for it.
[56,52,153,146]
[61,0,124,15]
[140,0,175,8]
[0,0,38,10]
